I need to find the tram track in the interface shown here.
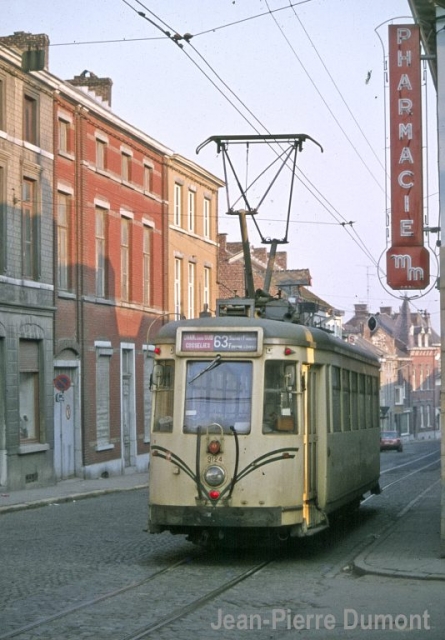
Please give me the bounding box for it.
[380,457,440,492]
[0,554,272,640]
[121,560,271,640]
[2,446,441,640]
[364,448,441,499]
[380,448,439,475]
[0,557,191,640]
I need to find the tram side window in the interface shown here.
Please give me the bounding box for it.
[358,374,366,429]
[364,374,379,429]
[342,369,351,431]
[371,376,379,429]
[350,371,359,430]
[262,361,298,434]
[152,360,175,433]
[331,366,342,432]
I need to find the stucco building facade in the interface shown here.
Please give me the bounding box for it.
[0,35,55,490]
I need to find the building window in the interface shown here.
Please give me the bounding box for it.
[58,118,70,154]
[203,198,210,238]
[144,165,152,192]
[0,77,4,131]
[174,258,182,320]
[22,178,38,279]
[121,152,131,183]
[425,366,431,390]
[95,208,107,298]
[188,262,195,319]
[174,183,182,227]
[57,192,70,290]
[395,385,404,405]
[143,226,151,306]
[96,139,106,171]
[96,347,113,449]
[188,190,195,232]
[0,166,5,273]
[23,94,38,145]
[203,266,211,311]
[121,217,130,302]
[19,340,40,443]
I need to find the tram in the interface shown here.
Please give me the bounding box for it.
[148,298,381,545]
[147,134,381,545]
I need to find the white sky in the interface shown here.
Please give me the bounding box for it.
[3,0,440,330]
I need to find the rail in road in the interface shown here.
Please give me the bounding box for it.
[1,443,441,640]
[0,556,272,640]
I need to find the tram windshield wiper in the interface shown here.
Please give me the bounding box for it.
[188,355,222,384]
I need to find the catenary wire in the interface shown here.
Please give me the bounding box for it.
[288,1,387,175]
[124,0,384,271]
[265,0,385,193]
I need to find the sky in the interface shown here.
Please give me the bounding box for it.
[3,0,441,330]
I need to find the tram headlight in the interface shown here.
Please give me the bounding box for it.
[204,465,226,487]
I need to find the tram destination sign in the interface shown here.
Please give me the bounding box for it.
[180,331,258,352]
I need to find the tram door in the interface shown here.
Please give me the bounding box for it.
[302,365,321,528]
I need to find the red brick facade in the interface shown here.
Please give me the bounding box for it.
[54,78,172,477]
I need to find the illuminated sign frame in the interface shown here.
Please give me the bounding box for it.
[176,328,263,356]
[386,24,429,290]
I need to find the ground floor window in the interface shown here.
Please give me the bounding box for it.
[19,340,40,443]
[95,344,113,449]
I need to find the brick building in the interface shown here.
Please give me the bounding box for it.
[0,32,223,488]
[344,301,441,438]
[166,154,224,321]
[217,234,344,334]
[53,68,173,480]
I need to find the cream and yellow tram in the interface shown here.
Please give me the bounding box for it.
[148,315,381,545]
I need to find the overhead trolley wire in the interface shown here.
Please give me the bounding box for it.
[122,0,383,273]
[265,0,386,194]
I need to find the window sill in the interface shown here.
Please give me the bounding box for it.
[95,443,115,452]
[18,443,50,455]
[58,150,75,161]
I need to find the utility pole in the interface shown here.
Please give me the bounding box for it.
[435,5,445,558]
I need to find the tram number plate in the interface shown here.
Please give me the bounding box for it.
[207,455,223,463]
[181,332,258,352]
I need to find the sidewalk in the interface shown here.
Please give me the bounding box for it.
[353,479,445,580]
[0,471,148,515]
[1,472,444,580]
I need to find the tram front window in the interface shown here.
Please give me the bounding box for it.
[263,361,298,433]
[184,360,252,434]
[152,360,175,433]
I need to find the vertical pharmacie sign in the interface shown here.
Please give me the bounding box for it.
[386,24,429,289]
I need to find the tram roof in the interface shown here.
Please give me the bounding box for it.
[153,317,380,365]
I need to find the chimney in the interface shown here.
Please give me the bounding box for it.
[218,233,227,253]
[0,31,50,70]
[354,303,369,319]
[67,70,113,107]
[380,306,392,316]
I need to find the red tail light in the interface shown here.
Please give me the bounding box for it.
[208,440,221,455]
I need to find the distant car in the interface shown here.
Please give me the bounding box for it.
[380,430,403,452]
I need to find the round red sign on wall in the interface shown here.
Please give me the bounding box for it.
[53,374,71,392]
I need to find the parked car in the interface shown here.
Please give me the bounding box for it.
[380,430,403,452]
